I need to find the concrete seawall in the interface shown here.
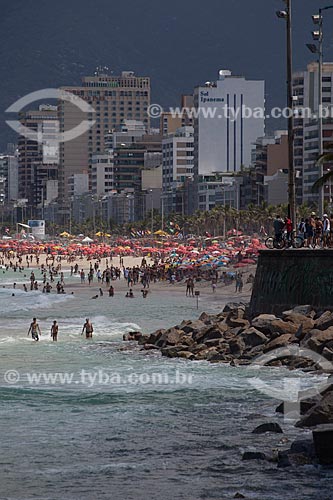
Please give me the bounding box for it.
[250,249,333,316]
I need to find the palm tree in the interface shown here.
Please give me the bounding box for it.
[312,153,333,192]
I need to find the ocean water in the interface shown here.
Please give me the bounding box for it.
[0,269,332,500]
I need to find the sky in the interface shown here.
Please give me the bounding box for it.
[0,0,332,147]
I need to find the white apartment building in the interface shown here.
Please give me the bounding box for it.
[194,70,265,176]
[91,150,115,196]
[67,173,89,198]
[162,126,194,191]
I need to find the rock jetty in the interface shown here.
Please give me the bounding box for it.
[124,303,333,371]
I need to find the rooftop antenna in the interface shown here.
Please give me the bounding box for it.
[95,65,111,76]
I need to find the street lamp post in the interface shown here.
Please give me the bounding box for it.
[307,6,333,216]
[277,0,296,229]
[149,189,154,235]
[161,195,164,231]
[223,188,226,238]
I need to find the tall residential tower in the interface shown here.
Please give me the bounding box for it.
[58,70,151,203]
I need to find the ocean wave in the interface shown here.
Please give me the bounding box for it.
[0,288,75,314]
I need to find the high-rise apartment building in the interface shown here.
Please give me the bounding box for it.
[293,62,333,205]
[0,153,19,203]
[162,126,194,215]
[162,126,194,190]
[18,105,59,212]
[240,131,288,208]
[58,71,151,203]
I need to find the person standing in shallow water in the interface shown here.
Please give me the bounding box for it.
[28,318,41,341]
[82,318,94,339]
[50,321,58,341]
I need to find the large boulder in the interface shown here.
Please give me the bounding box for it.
[313,425,333,465]
[269,320,299,336]
[282,313,315,334]
[283,305,315,318]
[156,328,185,348]
[194,324,229,344]
[201,327,224,342]
[229,337,246,357]
[181,320,206,335]
[177,351,195,360]
[263,334,293,353]
[143,344,160,350]
[204,338,222,348]
[252,422,283,434]
[161,345,189,358]
[177,334,195,347]
[226,316,250,329]
[301,327,333,354]
[252,316,298,338]
[277,440,315,467]
[251,314,278,335]
[146,329,165,345]
[137,334,150,345]
[208,352,230,363]
[296,391,333,428]
[223,302,246,313]
[193,347,219,361]
[322,347,333,362]
[198,312,213,324]
[314,311,333,331]
[243,344,266,359]
[240,327,268,348]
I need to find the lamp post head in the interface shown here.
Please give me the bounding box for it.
[276,10,288,19]
[312,30,321,41]
[306,43,318,54]
[312,14,321,25]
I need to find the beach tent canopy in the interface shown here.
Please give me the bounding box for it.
[60,231,72,238]
[154,230,169,237]
[95,231,111,237]
[82,236,93,243]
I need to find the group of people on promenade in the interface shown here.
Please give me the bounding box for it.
[274,212,333,248]
[298,213,332,248]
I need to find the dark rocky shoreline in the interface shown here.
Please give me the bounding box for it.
[124,303,333,467]
[125,302,333,370]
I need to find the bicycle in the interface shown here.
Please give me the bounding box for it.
[265,232,303,250]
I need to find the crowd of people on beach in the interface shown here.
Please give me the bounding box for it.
[1,250,244,299]
[0,240,255,346]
